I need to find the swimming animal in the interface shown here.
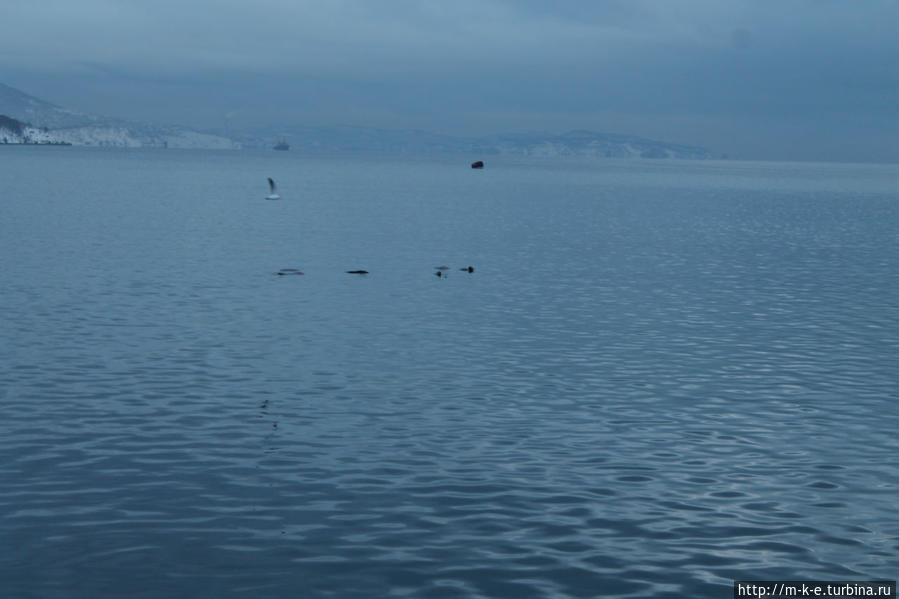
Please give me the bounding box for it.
[435,270,444,278]
[276,268,303,276]
[266,177,281,200]
[434,266,450,271]
[346,270,369,274]
[471,161,484,169]
[459,266,474,273]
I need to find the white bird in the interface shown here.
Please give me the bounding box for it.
[266,177,281,200]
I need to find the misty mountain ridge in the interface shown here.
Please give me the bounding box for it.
[1,82,712,158]
[0,82,98,129]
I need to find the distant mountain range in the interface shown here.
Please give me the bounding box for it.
[236,125,713,159]
[0,82,712,158]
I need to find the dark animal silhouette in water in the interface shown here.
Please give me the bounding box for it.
[272,267,470,276]
[471,161,484,169]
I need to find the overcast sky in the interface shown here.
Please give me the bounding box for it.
[2,0,897,161]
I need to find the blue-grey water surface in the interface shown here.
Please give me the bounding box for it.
[1,147,897,598]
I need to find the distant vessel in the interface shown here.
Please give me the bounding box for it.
[273,139,290,151]
[266,177,281,200]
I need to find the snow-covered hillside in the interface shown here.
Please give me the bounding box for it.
[0,115,69,144]
[50,126,239,149]
[484,131,712,159]
[0,83,239,149]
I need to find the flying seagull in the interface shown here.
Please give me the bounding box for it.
[266,177,281,200]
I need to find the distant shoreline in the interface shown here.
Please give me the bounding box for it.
[0,141,72,146]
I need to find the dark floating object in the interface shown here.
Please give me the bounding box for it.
[459,266,474,273]
[276,268,303,276]
[435,271,444,278]
[471,161,484,169]
[434,265,450,271]
[273,139,289,151]
[346,270,369,274]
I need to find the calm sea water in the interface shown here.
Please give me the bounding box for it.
[1,147,897,598]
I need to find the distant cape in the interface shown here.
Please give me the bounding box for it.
[0,82,239,149]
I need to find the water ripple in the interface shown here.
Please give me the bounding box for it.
[1,151,897,597]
